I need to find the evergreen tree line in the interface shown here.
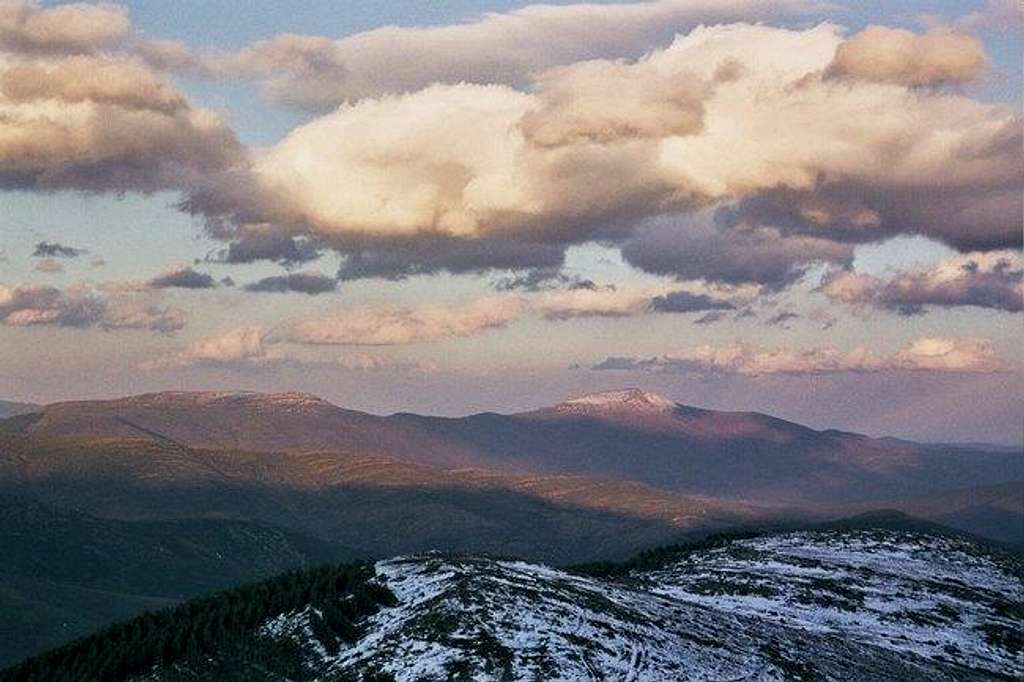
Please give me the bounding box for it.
[1,562,397,682]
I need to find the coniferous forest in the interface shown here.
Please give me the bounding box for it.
[1,562,396,682]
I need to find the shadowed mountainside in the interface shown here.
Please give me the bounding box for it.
[0,495,358,668]
[0,431,762,562]
[0,401,38,419]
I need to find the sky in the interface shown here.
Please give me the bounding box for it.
[0,0,1021,444]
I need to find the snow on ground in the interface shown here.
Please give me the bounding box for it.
[257,530,1023,681]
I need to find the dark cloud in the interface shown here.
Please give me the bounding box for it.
[724,170,1023,253]
[203,231,323,266]
[337,237,565,281]
[694,311,728,325]
[0,283,185,332]
[651,290,735,313]
[244,272,338,295]
[0,284,104,327]
[822,252,1023,315]
[621,215,854,290]
[32,241,85,258]
[149,266,218,289]
[764,311,799,328]
[591,356,650,371]
[492,267,597,292]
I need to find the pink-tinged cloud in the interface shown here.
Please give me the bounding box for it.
[593,337,1007,375]
[823,251,1023,314]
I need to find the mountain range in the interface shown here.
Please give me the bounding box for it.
[6,388,1020,504]
[0,388,1021,669]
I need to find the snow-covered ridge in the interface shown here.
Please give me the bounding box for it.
[257,529,1024,681]
[555,388,677,414]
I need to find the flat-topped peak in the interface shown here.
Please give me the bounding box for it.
[46,390,338,412]
[555,389,677,414]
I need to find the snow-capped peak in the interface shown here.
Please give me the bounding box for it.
[556,389,677,414]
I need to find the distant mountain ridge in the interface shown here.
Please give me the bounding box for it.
[0,400,38,419]
[4,389,1021,505]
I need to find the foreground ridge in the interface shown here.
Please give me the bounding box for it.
[9,528,1019,681]
[327,530,1022,681]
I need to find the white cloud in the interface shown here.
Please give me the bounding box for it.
[145,326,444,371]
[203,0,814,109]
[145,326,278,368]
[193,20,1018,277]
[825,25,987,87]
[0,3,242,193]
[284,297,524,346]
[593,337,1006,375]
[0,1,130,54]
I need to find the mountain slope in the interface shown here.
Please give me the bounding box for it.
[6,527,1021,681]
[7,389,1021,505]
[0,400,38,419]
[0,495,358,667]
[840,482,1024,545]
[0,432,762,563]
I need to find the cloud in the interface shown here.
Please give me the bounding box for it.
[145,326,278,368]
[492,267,597,292]
[188,20,1018,285]
[101,299,188,334]
[0,282,103,327]
[336,237,566,281]
[201,227,323,266]
[529,282,745,319]
[32,241,84,258]
[530,285,654,320]
[33,257,62,273]
[244,271,338,295]
[148,264,218,290]
[284,298,524,346]
[0,281,185,332]
[1,10,1019,294]
[0,5,243,195]
[622,215,854,289]
[825,25,987,87]
[0,54,187,113]
[694,311,729,325]
[145,326,440,372]
[591,337,1005,375]
[651,290,736,313]
[521,56,707,147]
[764,310,799,328]
[0,1,130,55]
[822,251,1023,314]
[202,0,813,109]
